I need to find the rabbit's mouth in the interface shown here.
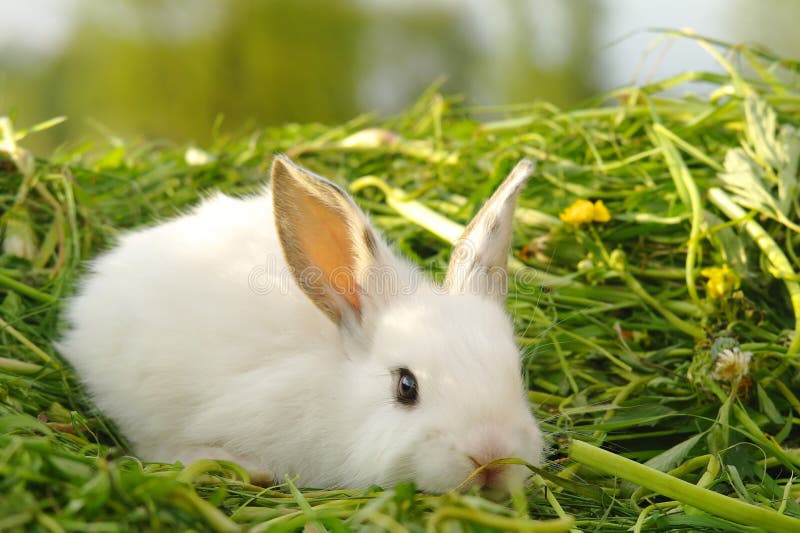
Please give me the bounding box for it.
[460,457,527,500]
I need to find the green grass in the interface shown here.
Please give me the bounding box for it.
[2,33,800,532]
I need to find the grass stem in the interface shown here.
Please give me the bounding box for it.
[569,439,800,533]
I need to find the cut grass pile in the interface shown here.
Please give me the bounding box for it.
[2,33,800,531]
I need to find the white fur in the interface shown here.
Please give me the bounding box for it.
[59,161,544,492]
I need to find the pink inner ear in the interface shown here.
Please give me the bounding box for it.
[293,190,362,316]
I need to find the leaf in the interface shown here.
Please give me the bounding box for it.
[775,411,793,443]
[744,94,782,172]
[723,442,764,480]
[756,383,784,425]
[744,94,800,214]
[644,433,704,473]
[719,149,780,218]
[704,210,748,274]
[725,464,754,503]
[580,404,676,431]
[718,94,800,233]
[708,393,732,455]
[777,124,800,212]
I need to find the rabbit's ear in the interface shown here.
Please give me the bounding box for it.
[445,159,535,304]
[271,155,390,325]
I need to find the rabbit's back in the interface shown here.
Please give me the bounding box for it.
[60,190,338,454]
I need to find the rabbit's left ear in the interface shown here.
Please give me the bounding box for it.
[445,159,535,305]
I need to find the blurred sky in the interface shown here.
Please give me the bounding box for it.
[1,0,799,152]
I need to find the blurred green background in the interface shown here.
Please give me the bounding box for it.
[2,0,800,153]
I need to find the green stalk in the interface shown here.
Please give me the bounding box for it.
[0,356,42,374]
[0,315,53,363]
[708,187,800,354]
[528,390,568,405]
[569,439,800,533]
[426,508,574,533]
[0,272,55,304]
[551,334,579,395]
[652,125,705,312]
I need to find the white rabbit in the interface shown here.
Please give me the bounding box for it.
[59,155,543,493]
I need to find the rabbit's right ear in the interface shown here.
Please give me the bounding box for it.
[445,159,535,304]
[271,155,391,326]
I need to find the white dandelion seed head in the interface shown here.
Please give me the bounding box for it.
[711,346,752,382]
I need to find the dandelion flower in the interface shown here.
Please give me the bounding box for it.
[711,346,752,382]
[592,200,611,222]
[700,265,740,300]
[559,199,612,226]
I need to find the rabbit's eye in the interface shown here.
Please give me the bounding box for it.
[395,367,419,406]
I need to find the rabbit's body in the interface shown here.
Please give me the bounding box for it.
[60,157,544,492]
[63,192,345,481]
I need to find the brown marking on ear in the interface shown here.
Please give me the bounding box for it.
[484,217,500,237]
[362,226,379,258]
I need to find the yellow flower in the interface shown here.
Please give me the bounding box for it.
[592,200,611,222]
[559,199,612,226]
[700,264,740,300]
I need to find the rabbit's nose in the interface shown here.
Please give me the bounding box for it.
[467,429,513,465]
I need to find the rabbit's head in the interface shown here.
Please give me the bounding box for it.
[272,156,543,494]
